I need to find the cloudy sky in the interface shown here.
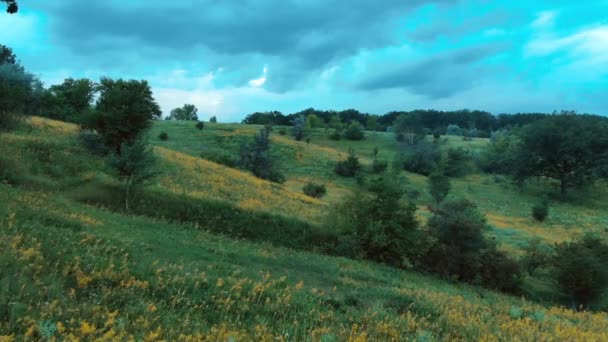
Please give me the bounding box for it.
[2,0,607,121]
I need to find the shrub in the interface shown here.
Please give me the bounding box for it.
[432,128,442,140]
[428,171,450,205]
[302,182,327,198]
[278,128,286,135]
[195,121,204,130]
[532,199,549,222]
[521,238,553,275]
[335,149,361,177]
[329,131,341,140]
[238,126,285,183]
[446,124,462,136]
[344,121,365,140]
[158,132,169,141]
[399,142,440,176]
[200,150,237,168]
[371,159,388,174]
[79,129,111,156]
[329,176,424,268]
[444,147,473,177]
[553,234,608,308]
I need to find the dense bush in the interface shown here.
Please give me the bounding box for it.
[278,128,286,135]
[478,131,519,174]
[520,238,553,275]
[78,130,111,156]
[424,199,521,292]
[532,198,549,222]
[302,182,327,198]
[238,126,285,183]
[444,147,473,177]
[428,171,450,205]
[195,121,204,130]
[329,131,341,140]
[344,121,365,140]
[335,149,361,177]
[399,142,440,176]
[552,234,608,308]
[200,150,237,167]
[371,159,388,173]
[330,176,424,267]
[158,132,169,141]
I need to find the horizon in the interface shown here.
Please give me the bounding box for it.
[2,1,607,121]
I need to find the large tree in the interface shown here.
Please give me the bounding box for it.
[0,44,35,131]
[43,78,96,122]
[83,78,161,154]
[512,114,608,195]
[168,104,198,121]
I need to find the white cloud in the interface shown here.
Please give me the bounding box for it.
[531,10,558,29]
[525,25,608,66]
[248,65,268,87]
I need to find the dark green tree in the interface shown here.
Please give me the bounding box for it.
[42,78,96,122]
[393,113,425,144]
[428,171,451,205]
[331,176,423,267]
[83,78,161,154]
[512,114,608,195]
[209,115,217,123]
[366,115,378,132]
[0,44,35,131]
[553,234,608,308]
[238,126,285,183]
[107,138,157,211]
[335,149,361,177]
[292,115,306,141]
[168,104,198,121]
[344,121,365,140]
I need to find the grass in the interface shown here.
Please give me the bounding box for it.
[1,116,608,340]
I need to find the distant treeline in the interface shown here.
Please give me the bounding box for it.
[242,108,605,137]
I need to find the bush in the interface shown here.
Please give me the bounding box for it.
[371,159,388,174]
[428,171,450,205]
[195,121,204,130]
[532,199,549,222]
[302,182,327,198]
[553,234,608,308]
[444,147,473,177]
[329,131,341,140]
[335,149,361,177]
[432,128,442,140]
[344,121,364,140]
[329,176,424,268]
[239,126,285,183]
[278,128,286,135]
[200,150,237,168]
[158,132,169,141]
[399,142,440,176]
[79,130,111,156]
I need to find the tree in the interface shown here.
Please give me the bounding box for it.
[394,113,424,145]
[344,121,365,140]
[168,104,198,121]
[444,147,473,177]
[43,78,96,122]
[330,176,423,267]
[428,171,450,205]
[329,114,344,131]
[107,138,156,211]
[305,114,321,129]
[238,126,285,183]
[335,149,361,177]
[366,115,378,132]
[0,44,35,131]
[209,115,217,123]
[553,234,608,308]
[512,114,608,195]
[82,78,161,154]
[2,0,17,13]
[292,115,306,141]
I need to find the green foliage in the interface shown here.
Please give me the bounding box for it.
[446,124,462,136]
[82,77,161,154]
[425,199,521,292]
[107,138,157,210]
[0,45,36,131]
[521,239,553,275]
[302,182,327,198]
[334,149,361,177]
[371,159,388,174]
[444,147,473,177]
[305,114,322,129]
[532,198,549,222]
[478,130,519,174]
[2,0,17,13]
[158,132,169,141]
[169,104,198,121]
[366,115,378,132]
[41,78,96,123]
[209,115,217,123]
[238,126,285,183]
[344,121,365,141]
[552,234,608,308]
[329,130,341,140]
[292,116,306,141]
[195,121,204,130]
[512,114,608,195]
[428,171,451,205]
[393,113,425,144]
[398,141,440,176]
[432,128,442,139]
[331,176,423,268]
[78,130,111,156]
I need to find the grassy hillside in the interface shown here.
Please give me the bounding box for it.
[1,117,608,340]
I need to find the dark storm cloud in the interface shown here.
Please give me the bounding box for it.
[33,0,458,90]
[357,44,508,98]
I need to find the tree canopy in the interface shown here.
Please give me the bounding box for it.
[168,104,198,121]
[2,0,17,13]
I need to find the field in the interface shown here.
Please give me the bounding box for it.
[1,117,607,340]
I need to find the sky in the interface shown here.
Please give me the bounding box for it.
[2,0,607,122]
